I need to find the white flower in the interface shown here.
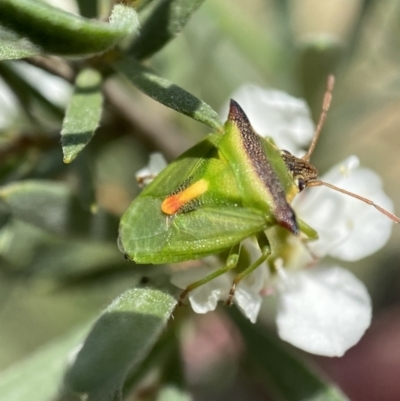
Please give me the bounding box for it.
[171,232,373,356]
[140,85,395,356]
[276,263,372,357]
[224,85,392,355]
[171,240,268,324]
[293,155,394,261]
[135,152,167,186]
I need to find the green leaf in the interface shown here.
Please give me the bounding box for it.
[230,309,350,401]
[0,322,93,401]
[0,30,40,60]
[0,180,118,240]
[28,241,124,281]
[61,68,103,163]
[0,61,64,121]
[130,0,205,59]
[0,1,139,58]
[0,219,53,269]
[121,324,177,396]
[114,57,223,130]
[0,180,90,235]
[64,288,177,400]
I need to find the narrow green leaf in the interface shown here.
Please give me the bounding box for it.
[130,0,205,59]
[114,57,223,130]
[0,37,39,60]
[0,322,93,401]
[121,325,177,396]
[0,27,40,60]
[64,288,177,399]
[0,1,139,57]
[0,180,118,240]
[28,241,124,281]
[0,61,64,121]
[230,309,350,401]
[61,68,103,163]
[0,180,91,236]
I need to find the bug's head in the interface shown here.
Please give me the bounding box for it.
[280,150,319,192]
[279,76,400,224]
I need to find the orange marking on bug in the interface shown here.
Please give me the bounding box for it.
[161,179,209,215]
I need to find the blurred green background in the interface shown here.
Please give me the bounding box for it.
[1,0,400,400]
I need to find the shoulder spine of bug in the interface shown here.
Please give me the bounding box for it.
[118,75,399,307]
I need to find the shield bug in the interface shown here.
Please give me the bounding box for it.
[118,76,399,305]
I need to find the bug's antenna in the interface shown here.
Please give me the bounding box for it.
[303,75,335,162]
[307,180,400,223]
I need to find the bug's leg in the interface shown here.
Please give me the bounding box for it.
[297,218,318,241]
[226,233,271,306]
[295,218,321,263]
[178,243,241,306]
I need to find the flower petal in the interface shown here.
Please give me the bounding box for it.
[235,285,262,324]
[234,258,268,323]
[221,85,314,155]
[170,242,269,323]
[276,265,372,357]
[171,265,231,314]
[189,278,229,314]
[294,156,394,260]
[232,238,270,323]
[135,152,168,186]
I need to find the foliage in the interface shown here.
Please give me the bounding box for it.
[1,1,400,401]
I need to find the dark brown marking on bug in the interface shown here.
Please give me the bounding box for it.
[170,176,193,196]
[176,198,202,214]
[280,150,319,191]
[228,100,298,235]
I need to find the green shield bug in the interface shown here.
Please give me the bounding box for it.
[118,76,399,305]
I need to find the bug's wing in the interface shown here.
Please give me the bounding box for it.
[119,134,269,264]
[119,195,266,263]
[139,135,218,198]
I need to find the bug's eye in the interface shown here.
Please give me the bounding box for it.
[295,177,306,192]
